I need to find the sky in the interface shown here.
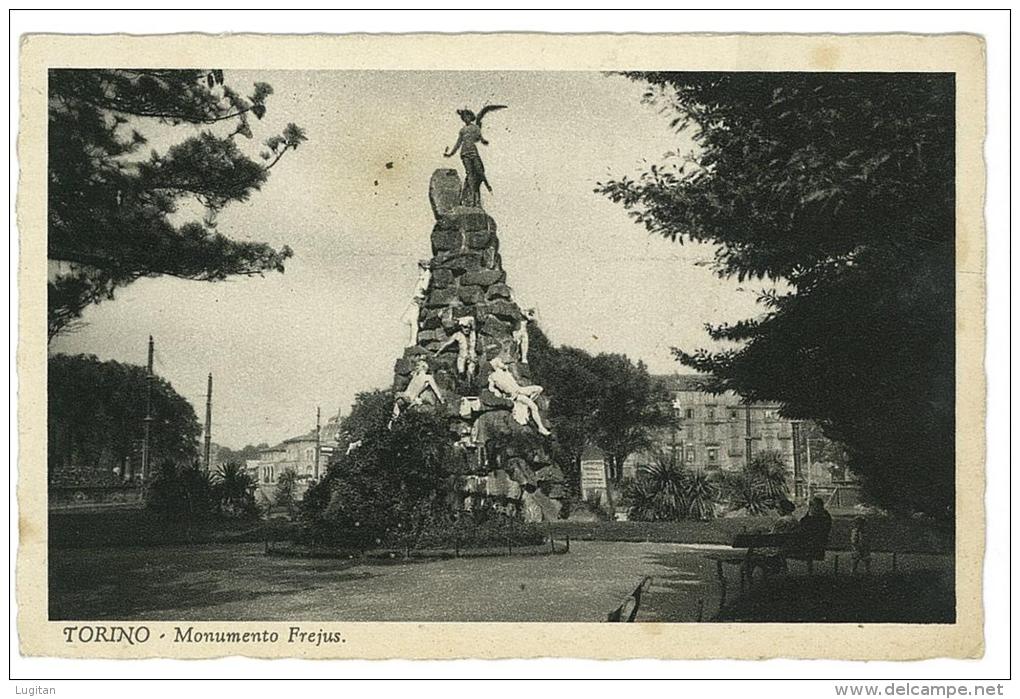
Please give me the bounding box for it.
[50,70,770,449]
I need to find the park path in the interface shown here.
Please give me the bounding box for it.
[50,540,951,622]
[50,541,711,622]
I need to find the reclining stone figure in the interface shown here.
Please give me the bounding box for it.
[486,357,552,436]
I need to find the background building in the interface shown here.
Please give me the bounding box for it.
[623,374,855,505]
[244,408,343,502]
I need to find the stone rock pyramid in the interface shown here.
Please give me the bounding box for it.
[390,169,565,521]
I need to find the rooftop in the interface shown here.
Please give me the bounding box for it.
[653,373,716,393]
[281,430,318,444]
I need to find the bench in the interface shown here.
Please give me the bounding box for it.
[733,531,827,566]
[606,576,653,622]
[708,530,830,605]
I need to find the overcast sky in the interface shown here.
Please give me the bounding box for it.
[50,70,769,448]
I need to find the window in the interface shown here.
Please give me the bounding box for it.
[729,410,738,419]
[685,408,694,419]
[707,408,715,420]
[685,446,695,463]
[707,447,719,464]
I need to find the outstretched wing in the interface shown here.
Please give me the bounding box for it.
[476,104,508,127]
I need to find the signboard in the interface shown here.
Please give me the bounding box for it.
[580,458,607,498]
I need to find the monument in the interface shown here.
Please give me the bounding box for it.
[389,117,565,521]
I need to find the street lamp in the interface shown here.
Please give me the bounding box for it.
[671,397,683,468]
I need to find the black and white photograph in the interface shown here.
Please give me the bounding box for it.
[13,26,993,669]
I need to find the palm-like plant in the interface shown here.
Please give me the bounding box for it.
[719,450,791,515]
[683,470,717,520]
[722,471,771,516]
[626,477,663,522]
[627,454,718,521]
[747,450,790,501]
[213,461,257,517]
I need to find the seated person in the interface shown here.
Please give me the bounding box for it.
[797,495,833,559]
[745,498,799,578]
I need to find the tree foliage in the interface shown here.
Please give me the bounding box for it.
[213,461,259,518]
[273,467,299,515]
[331,388,396,455]
[598,72,955,515]
[48,353,201,481]
[48,69,307,339]
[300,409,455,550]
[146,461,215,524]
[529,326,670,483]
[215,442,270,466]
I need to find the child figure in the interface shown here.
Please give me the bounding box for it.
[390,357,445,428]
[513,308,536,364]
[399,260,432,346]
[850,516,872,575]
[434,316,477,380]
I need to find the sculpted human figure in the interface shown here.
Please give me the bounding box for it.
[487,357,552,436]
[513,307,536,364]
[390,357,444,428]
[434,316,477,379]
[443,104,507,208]
[400,260,431,346]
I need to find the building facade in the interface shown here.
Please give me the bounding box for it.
[625,375,801,489]
[244,409,343,502]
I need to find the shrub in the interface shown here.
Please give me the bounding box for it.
[626,457,718,521]
[146,461,215,523]
[212,461,259,519]
[299,409,455,550]
[274,468,299,516]
[719,450,791,515]
[410,508,546,551]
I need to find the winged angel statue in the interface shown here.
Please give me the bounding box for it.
[443,104,508,207]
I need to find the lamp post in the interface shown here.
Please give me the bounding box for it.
[671,397,683,469]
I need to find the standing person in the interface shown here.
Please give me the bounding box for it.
[849,516,872,575]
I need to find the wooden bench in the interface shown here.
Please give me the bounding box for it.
[606,576,653,622]
[709,531,830,605]
[733,531,828,567]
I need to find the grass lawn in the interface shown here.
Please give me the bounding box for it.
[48,508,296,549]
[50,508,953,557]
